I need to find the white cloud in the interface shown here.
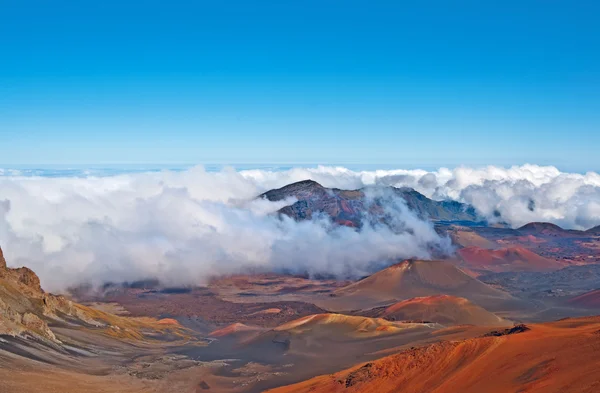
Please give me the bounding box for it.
[1,164,598,292]
[0,166,448,292]
[240,164,600,229]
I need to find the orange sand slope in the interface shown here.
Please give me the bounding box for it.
[267,316,600,393]
[271,313,433,338]
[209,322,265,338]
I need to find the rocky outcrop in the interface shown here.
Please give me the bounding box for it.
[483,324,530,337]
[13,267,42,293]
[0,296,58,342]
[0,297,23,336]
[0,247,6,269]
[0,245,109,344]
[344,363,374,388]
[0,246,61,342]
[21,312,57,341]
[0,248,44,298]
[42,294,104,327]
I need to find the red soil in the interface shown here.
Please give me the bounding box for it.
[268,316,600,393]
[457,246,564,272]
[375,295,505,326]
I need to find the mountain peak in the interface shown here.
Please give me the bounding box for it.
[586,225,600,234]
[517,222,565,233]
[0,246,43,296]
[260,179,325,202]
[259,181,480,226]
[289,179,322,187]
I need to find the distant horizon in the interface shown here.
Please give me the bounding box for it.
[0,162,599,178]
[0,162,599,175]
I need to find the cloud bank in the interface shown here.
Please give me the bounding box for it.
[0,164,598,291]
[0,167,446,291]
[241,164,600,229]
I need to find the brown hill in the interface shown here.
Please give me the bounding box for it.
[517,222,570,236]
[208,322,265,340]
[447,226,497,248]
[321,260,515,312]
[363,295,507,326]
[267,316,600,393]
[457,246,564,273]
[568,289,600,308]
[271,313,429,339]
[586,225,600,235]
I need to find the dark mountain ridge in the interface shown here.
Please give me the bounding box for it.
[260,180,482,228]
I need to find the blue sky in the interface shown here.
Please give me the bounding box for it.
[1,1,599,171]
